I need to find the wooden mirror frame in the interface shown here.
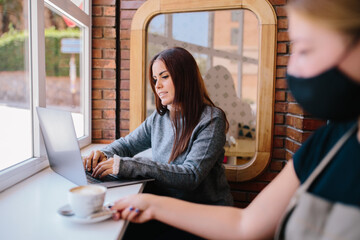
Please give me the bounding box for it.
[129,0,277,182]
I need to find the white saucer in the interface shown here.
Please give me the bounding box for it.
[57,204,113,224]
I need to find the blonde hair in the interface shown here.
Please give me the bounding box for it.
[287,0,360,41]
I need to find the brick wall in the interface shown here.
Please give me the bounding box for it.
[91,0,326,207]
[92,0,117,143]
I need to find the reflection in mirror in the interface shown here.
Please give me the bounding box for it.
[146,10,259,166]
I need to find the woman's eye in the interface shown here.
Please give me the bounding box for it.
[162,75,169,79]
[153,78,157,83]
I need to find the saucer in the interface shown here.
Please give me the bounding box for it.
[57,204,113,224]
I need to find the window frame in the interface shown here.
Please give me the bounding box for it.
[0,0,92,192]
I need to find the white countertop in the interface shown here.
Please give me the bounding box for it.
[0,167,143,240]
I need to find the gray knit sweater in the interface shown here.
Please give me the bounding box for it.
[101,106,233,206]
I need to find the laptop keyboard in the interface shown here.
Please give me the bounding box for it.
[85,171,119,184]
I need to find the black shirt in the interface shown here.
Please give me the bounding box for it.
[293,119,360,207]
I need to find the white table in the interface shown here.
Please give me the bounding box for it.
[0,167,144,240]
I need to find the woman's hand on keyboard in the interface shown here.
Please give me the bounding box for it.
[83,150,107,172]
[91,157,114,179]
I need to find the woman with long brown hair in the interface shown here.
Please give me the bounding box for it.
[110,0,360,239]
[83,47,233,238]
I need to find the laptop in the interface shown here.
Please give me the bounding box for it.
[36,107,154,188]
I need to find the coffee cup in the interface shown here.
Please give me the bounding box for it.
[68,185,107,218]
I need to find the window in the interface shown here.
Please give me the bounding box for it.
[0,0,91,191]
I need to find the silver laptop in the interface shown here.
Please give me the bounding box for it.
[36,107,153,188]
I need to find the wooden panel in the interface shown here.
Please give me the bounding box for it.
[242,0,277,25]
[160,0,242,12]
[130,29,146,131]
[131,0,161,31]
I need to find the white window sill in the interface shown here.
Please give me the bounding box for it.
[0,143,107,193]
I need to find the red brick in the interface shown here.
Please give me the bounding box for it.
[120,10,136,19]
[121,50,130,59]
[93,139,113,144]
[285,150,294,160]
[274,125,287,136]
[270,160,286,171]
[288,102,305,115]
[120,120,130,129]
[92,119,116,129]
[92,69,102,79]
[93,0,115,6]
[274,113,284,124]
[92,129,102,139]
[103,109,116,119]
[102,130,115,139]
[277,31,289,41]
[93,79,116,89]
[272,148,286,159]
[92,6,102,16]
[121,1,145,9]
[275,102,287,113]
[287,127,312,143]
[104,28,116,38]
[120,90,129,100]
[93,59,116,69]
[120,40,130,49]
[92,49,102,58]
[269,0,287,5]
[92,90,102,99]
[120,70,130,79]
[255,171,278,182]
[92,28,103,38]
[287,91,295,102]
[277,55,289,66]
[303,118,326,131]
[120,80,130,89]
[273,137,284,148]
[93,17,115,27]
[120,30,131,39]
[120,19,132,29]
[120,110,129,119]
[103,69,116,79]
[103,89,116,99]
[275,91,286,101]
[120,130,129,137]
[285,138,301,153]
[277,43,287,54]
[104,6,115,16]
[121,60,130,69]
[278,18,288,29]
[103,49,116,59]
[93,39,116,48]
[92,109,102,119]
[286,115,304,129]
[120,101,130,110]
[275,6,287,17]
[276,68,287,78]
[92,100,116,109]
[275,78,287,89]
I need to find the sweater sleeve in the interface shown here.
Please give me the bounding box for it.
[100,112,154,158]
[117,113,226,190]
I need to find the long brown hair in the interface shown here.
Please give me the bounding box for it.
[149,47,229,163]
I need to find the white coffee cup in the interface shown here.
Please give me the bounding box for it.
[68,185,107,218]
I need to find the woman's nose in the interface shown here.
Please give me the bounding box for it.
[155,80,162,89]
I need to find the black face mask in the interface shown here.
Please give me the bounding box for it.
[286,67,360,121]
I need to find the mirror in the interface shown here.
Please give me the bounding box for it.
[130,0,276,181]
[146,10,258,166]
